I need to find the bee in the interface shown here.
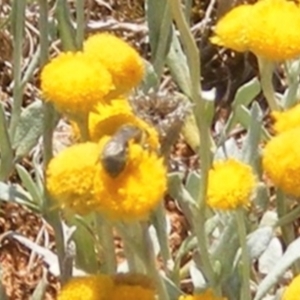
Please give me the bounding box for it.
[100,124,147,177]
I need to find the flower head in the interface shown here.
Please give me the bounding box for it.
[207,158,256,210]
[211,0,300,61]
[272,103,300,134]
[282,274,300,300]
[89,98,159,149]
[84,33,144,96]
[111,273,156,300]
[57,275,113,300]
[210,4,252,52]
[247,0,300,60]
[46,142,102,215]
[94,137,166,221]
[41,52,114,116]
[263,127,300,197]
[179,289,227,300]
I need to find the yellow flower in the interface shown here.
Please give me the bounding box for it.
[211,0,300,61]
[210,4,252,52]
[46,142,103,215]
[94,137,166,221]
[110,273,156,300]
[84,33,144,96]
[88,98,159,149]
[57,274,113,300]
[263,127,300,197]
[272,103,300,134]
[179,289,227,300]
[247,0,300,60]
[282,275,300,300]
[207,159,256,210]
[41,52,114,116]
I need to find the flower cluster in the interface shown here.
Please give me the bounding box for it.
[41,33,144,118]
[58,273,156,300]
[207,158,256,210]
[211,0,300,61]
[263,102,300,197]
[44,33,165,221]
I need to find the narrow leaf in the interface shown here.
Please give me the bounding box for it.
[254,236,300,300]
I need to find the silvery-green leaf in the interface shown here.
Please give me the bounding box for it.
[185,171,200,200]
[241,102,263,166]
[234,226,274,269]
[148,224,160,256]
[30,270,48,300]
[168,172,197,224]
[161,273,182,300]
[141,60,159,92]
[0,103,13,180]
[258,237,283,275]
[12,100,44,159]
[254,183,270,212]
[214,137,241,161]
[254,236,300,300]
[166,31,191,98]
[189,260,206,289]
[211,216,239,283]
[247,226,274,260]
[232,77,261,108]
[16,164,42,207]
[259,211,278,227]
[0,182,38,211]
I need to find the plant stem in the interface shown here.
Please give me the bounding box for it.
[236,208,251,300]
[9,0,26,139]
[257,56,279,111]
[168,0,217,292]
[276,190,300,274]
[140,222,170,300]
[276,204,300,228]
[76,0,85,49]
[95,215,116,274]
[152,202,173,275]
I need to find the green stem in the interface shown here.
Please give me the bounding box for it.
[257,56,279,111]
[275,190,300,274]
[276,204,300,228]
[140,222,170,300]
[76,0,85,49]
[9,0,26,139]
[168,0,216,291]
[152,202,173,275]
[95,215,117,274]
[236,208,251,300]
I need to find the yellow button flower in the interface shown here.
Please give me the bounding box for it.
[57,274,113,300]
[282,274,300,300]
[84,33,144,96]
[210,4,252,52]
[94,137,167,221]
[211,0,300,61]
[41,52,114,116]
[263,127,300,197]
[272,103,300,134]
[89,98,159,149]
[207,159,256,210]
[247,0,300,60]
[46,142,103,215]
[179,289,227,300]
